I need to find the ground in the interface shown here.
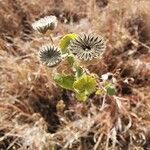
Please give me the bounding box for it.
[0,0,150,149]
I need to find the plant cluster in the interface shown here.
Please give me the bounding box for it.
[32,15,116,102]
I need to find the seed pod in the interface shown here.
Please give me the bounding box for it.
[69,34,106,65]
[32,16,58,34]
[39,45,62,67]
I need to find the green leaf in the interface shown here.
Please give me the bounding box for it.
[75,66,84,78]
[54,74,75,90]
[107,86,116,96]
[73,74,97,95]
[103,81,116,96]
[103,81,111,87]
[95,89,105,96]
[67,55,75,67]
[59,33,78,54]
[75,92,87,102]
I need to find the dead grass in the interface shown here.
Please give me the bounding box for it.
[0,0,150,149]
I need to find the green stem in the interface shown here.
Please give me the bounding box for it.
[45,30,54,44]
[49,34,54,44]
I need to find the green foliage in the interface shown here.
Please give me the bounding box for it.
[54,74,75,90]
[73,74,97,94]
[95,89,105,96]
[106,86,116,96]
[54,74,98,102]
[75,92,87,102]
[75,66,84,78]
[73,74,97,101]
[103,81,116,96]
[66,55,75,67]
[59,33,78,54]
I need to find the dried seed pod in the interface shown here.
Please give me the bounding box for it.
[39,45,62,67]
[69,34,106,64]
[32,16,58,34]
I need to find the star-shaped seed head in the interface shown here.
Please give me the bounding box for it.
[69,34,106,61]
[39,45,62,67]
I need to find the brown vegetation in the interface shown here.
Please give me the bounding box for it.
[0,0,150,149]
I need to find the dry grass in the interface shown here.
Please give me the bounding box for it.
[0,0,150,149]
